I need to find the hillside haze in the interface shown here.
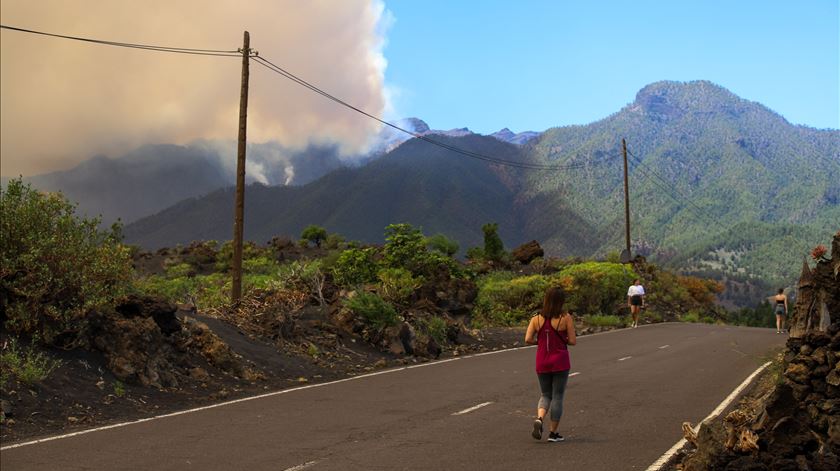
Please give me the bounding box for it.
[121,80,838,298]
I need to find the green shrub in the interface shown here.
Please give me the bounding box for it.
[136,272,227,308]
[1,179,133,344]
[331,248,379,287]
[377,268,423,304]
[605,251,621,263]
[474,272,550,326]
[242,256,280,275]
[324,233,345,250]
[383,223,427,272]
[180,240,218,268]
[301,225,328,248]
[113,380,126,397]
[466,247,485,261]
[276,259,327,305]
[426,233,459,257]
[553,262,637,317]
[681,310,701,323]
[482,223,505,261]
[307,343,320,358]
[344,292,400,331]
[583,315,623,327]
[164,262,194,279]
[214,241,265,272]
[480,274,549,311]
[727,301,775,327]
[642,310,664,323]
[421,316,448,345]
[0,338,62,385]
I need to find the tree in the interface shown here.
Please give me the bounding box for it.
[1,179,133,345]
[301,225,328,248]
[383,223,427,272]
[426,233,459,257]
[482,223,505,262]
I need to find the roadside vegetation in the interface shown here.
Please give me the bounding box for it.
[0,177,760,398]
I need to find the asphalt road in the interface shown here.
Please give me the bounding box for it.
[1,323,785,470]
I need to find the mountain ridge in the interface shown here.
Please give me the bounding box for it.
[123,80,839,299]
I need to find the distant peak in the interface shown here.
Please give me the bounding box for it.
[395,117,430,134]
[490,128,542,145]
[632,80,744,120]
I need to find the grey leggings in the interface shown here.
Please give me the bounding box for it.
[537,370,570,422]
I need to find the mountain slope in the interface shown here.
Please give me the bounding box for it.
[124,135,568,250]
[526,80,839,283]
[21,142,347,225]
[27,145,229,224]
[125,80,838,291]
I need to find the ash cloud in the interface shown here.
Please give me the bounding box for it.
[0,0,393,176]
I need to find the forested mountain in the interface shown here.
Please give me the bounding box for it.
[124,135,551,250]
[524,80,838,288]
[124,80,838,296]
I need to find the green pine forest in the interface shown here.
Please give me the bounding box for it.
[124,81,839,306]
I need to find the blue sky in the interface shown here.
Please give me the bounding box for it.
[383,0,839,133]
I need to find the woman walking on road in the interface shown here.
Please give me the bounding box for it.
[774,288,788,334]
[525,286,576,442]
[627,279,646,328]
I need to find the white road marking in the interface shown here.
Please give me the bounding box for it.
[645,361,771,471]
[658,345,670,349]
[282,460,319,471]
[0,322,684,451]
[405,357,461,369]
[452,402,493,415]
[618,356,632,361]
[569,372,581,377]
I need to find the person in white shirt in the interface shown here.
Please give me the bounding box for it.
[627,279,646,328]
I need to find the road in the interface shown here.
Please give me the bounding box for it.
[1,323,785,470]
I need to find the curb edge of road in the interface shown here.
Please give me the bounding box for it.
[644,361,772,471]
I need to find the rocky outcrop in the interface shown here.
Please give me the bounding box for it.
[87,295,261,388]
[681,231,840,470]
[88,300,183,389]
[511,240,544,265]
[789,232,840,337]
[115,294,181,335]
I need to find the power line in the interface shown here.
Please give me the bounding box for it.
[626,148,725,231]
[1,23,618,171]
[253,55,613,171]
[0,24,242,57]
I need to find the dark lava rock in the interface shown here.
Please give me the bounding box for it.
[511,240,544,265]
[116,294,181,335]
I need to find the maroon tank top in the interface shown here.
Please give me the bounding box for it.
[535,316,571,373]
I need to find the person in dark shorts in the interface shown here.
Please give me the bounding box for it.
[524,286,577,443]
[627,279,645,328]
[773,288,788,333]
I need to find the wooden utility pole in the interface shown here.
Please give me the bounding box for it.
[232,31,250,303]
[621,138,631,262]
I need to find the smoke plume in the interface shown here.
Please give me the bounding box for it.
[0,0,392,176]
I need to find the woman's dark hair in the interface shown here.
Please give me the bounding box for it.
[633,279,640,284]
[777,288,784,295]
[540,286,566,319]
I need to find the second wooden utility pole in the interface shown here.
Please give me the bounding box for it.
[232,31,250,303]
[621,138,632,263]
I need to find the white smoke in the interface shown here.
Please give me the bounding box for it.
[0,0,394,176]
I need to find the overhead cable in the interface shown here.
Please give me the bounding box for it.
[253,55,612,171]
[0,24,242,57]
